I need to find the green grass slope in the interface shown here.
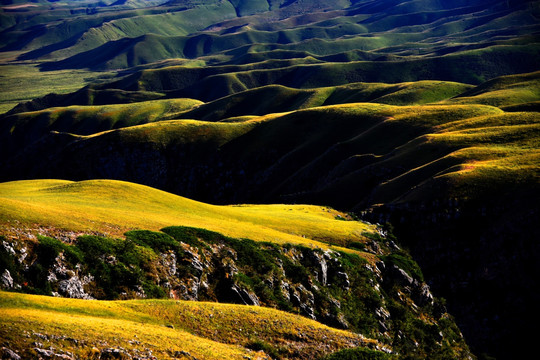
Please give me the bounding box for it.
[0,291,382,359]
[1,0,537,107]
[0,179,374,251]
[11,43,536,115]
[4,100,537,211]
[0,63,117,115]
[1,0,538,123]
[445,70,540,107]
[4,0,356,60]
[0,98,201,159]
[178,81,472,121]
[61,44,537,102]
[15,0,538,70]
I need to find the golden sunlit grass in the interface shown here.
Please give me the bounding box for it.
[446,88,540,107]
[0,291,380,359]
[0,180,375,250]
[94,118,259,146]
[421,111,540,198]
[126,300,379,355]
[0,292,253,360]
[379,104,504,128]
[443,70,540,107]
[2,102,535,252]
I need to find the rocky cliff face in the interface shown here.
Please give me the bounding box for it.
[363,189,540,360]
[0,226,473,359]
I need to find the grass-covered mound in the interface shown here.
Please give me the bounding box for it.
[0,98,202,158]
[0,179,374,251]
[177,80,473,121]
[0,291,381,359]
[67,45,538,102]
[444,71,540,107]
[1,0,538,114]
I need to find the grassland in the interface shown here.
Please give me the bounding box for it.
[85,46,538,102]
[176,80,473,121]
[444,71,540,107]
[2,98,202,149]
[0,62,116,114]
[1,0,538,117]
[0,290,380,359]
[14,1,538,74]
[0,179,375,251]
[1,1,539,359]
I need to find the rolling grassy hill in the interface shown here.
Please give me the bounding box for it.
[176,80,473,121]
[15,43,538,109]
[444,70,540,107]
[1,0,539,113]
[11,0,538,70]
[4,97,536,210]
[0,179,375,251]
[0,179,474,359]
[0,291,383,359]
[0,98,201,157]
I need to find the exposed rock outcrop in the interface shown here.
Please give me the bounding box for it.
[1,269,13,289]
[0,347,21,360]
[0,227,474,359]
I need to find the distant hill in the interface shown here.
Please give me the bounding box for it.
[2,0,538,77]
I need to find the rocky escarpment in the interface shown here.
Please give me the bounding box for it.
[363,188,540,360]
[1,226,473,359]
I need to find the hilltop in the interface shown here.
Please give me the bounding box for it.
[0,179,374,250]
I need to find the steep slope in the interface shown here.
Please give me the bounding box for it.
[5,103,535,208]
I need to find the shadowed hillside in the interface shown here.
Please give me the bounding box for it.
[9,43,537,114]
